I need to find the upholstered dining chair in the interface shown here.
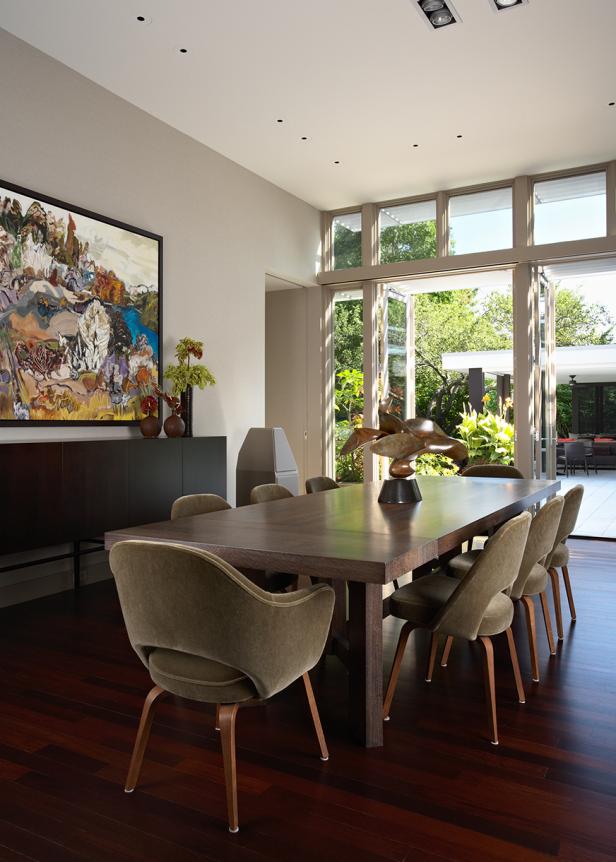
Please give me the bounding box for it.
[546,484,584,640]
[249,484,297,590]
[461,464,524,479]
[459,464,524,550]
[446,496,564,682]
[305,476,340,494]
[171,493,231,520]
[250,483,294,504]
[383,512,531,745]
[109,541,334,834]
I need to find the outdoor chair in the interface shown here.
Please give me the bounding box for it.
[561,441,594,476]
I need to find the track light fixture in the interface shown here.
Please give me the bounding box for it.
[414,0,460,29]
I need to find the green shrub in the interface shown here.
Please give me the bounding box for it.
[415,453,459,476]
[456,402,514,465]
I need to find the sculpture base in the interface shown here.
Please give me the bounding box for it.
[378,478,422,504]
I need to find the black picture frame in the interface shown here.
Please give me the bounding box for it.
[0,177,163,426]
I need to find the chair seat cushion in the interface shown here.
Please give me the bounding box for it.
[389,573,513,637]
[477,591,514,637]
[390,574,458,627]
[550,542,570,568]
[521,562,549,597]
[148,649,258,703]
[447,550,481,578]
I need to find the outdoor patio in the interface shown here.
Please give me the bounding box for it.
[560,472,616,538]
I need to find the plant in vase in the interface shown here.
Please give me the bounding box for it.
[163,338,216,437]
[139,395,160,438]
[155,385,185,438]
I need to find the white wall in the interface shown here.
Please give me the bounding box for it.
[0,29,321,602]
[265,282,324,488]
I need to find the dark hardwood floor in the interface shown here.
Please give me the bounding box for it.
[0,539,614,861]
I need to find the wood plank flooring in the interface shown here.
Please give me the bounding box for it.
[0,539,614,861]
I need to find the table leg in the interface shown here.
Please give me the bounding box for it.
[347,582,383,747]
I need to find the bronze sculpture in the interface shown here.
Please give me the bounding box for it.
[341,399,468,502]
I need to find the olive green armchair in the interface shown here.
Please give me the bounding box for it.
[461,464,524,479]
[305,476,340,494]
[171,493,231,520]
[250,483,294,504]
[109,540,335,833]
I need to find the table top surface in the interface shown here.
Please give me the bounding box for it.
[105,476,561,583]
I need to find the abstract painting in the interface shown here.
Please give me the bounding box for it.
[0,180,161,424]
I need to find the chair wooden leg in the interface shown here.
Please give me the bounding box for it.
[383,621,415,721]
[521,595,540,682]
[215,704,220,731]
[539,590,556,655]
[125,686,166,793]
[548,567,564,640]
[505,627,526,704]
[562,565,577,622]
[425,633,440,682]
[441,635,454,668]
[218,703,240,833]
[478,637,498,745]
[302,672,329,761]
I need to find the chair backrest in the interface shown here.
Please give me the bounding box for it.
[433,511,531,640]
[551,484,585,552]
[564,441,586,458]
[461,464,524,479]
[250,483,294,504]
[109,541,334,700]
[171,493,231,520]
[305,476,340,494]
[509,496,564,599]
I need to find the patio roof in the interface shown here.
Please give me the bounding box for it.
[441,343,616,384]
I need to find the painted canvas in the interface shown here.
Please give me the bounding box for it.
[0,181,161,424]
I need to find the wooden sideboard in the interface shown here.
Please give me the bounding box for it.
[1,437,226,586]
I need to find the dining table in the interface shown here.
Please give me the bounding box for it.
[105,474,561,747]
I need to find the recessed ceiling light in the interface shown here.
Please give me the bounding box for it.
[609,102,615,107]
[414,0,460,29]
[412,143,420,148]
[431,8,453,25]
[301,136,308,141]
[457,134,463,138]
[333,161,340,165]
[276,119,284,123]
[490,0,528,10]
[179,48,188,54]
[136,14,152,23]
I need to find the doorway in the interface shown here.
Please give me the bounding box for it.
[379,270,514,474]
[536,258,616,538]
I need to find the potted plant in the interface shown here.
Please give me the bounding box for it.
[163,338,216,436]
[155,385,185,438]
[139,395,160,438]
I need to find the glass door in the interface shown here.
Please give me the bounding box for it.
[381,286,412,419]
[534,266,557,480]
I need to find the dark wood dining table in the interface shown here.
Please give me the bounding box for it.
[105,475,560,747]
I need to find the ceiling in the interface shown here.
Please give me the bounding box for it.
[1,0,615,211]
